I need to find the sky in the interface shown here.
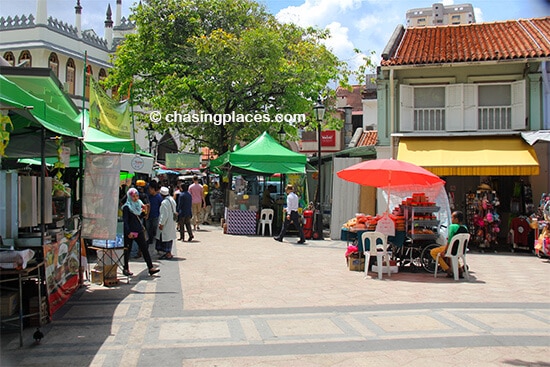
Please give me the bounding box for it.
[1,0,549,74]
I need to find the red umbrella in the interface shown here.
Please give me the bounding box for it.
[337,158,444,189]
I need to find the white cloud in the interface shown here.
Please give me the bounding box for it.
[356,14,382,33]
[475,7,484,23]
[276,0,367,77]
[323,22,354,55]
[276,0,362,28]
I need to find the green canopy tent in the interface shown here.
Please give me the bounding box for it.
[210,131,307,175]
[1,68,86,288]
[208,132,309,235]
[0,73,82,158]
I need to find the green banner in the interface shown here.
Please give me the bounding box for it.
[89,79,132,139]
[165,153,201,169]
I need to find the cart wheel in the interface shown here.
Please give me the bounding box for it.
[420,243,440,273]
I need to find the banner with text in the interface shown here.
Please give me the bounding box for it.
[89,79,132,139]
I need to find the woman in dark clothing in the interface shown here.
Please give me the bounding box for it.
[122,188,160,276]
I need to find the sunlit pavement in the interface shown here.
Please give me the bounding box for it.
[1,224,549,367]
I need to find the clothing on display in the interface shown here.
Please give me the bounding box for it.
[465,188,501,249]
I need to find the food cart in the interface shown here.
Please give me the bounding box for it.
[337,159,451,273]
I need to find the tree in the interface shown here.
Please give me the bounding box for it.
[106,0,348,155]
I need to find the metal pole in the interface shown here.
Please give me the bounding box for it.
[316,122,323,240]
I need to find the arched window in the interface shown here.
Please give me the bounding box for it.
[18,50,32,67]
[48,53,59,76]
[3,52,15,66]
[85,65,93,99]
[66,58,76,95]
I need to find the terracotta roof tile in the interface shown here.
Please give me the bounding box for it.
[356,130,378,147]
[381,17,550,66]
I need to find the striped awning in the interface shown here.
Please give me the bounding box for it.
[397,136,539,176]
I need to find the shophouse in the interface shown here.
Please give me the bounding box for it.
[376,17,550,248]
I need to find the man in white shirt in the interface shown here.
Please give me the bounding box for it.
[274,184,306,244]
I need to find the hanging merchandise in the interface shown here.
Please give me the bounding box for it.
[465,184,501,250]
[522,182,535,214]
[511,181,534,215]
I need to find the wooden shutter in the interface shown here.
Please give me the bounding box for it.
[511,80,526,130]
[400,85,414,132]
[446,84,463,131]
[463,84,477,130]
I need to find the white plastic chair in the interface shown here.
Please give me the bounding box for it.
[257,209,274,236]
[361,231,392,279]
[434,233,470,280]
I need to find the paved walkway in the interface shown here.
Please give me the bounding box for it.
[1,224,549,366]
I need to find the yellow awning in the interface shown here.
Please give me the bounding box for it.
[397,136,540,176]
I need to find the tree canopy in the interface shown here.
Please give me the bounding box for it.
[106,0,351,154]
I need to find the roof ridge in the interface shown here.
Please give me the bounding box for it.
[381,17,550,66]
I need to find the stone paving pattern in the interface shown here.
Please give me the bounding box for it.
[1,224,549,366]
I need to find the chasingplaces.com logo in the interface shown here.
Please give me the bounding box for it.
[148,110,306,125]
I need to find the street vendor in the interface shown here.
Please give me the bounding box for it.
[261,184,275,209]
[430,210,468,277]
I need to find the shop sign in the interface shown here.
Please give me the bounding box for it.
[120,154,154,174]
[321,130,336,147]
[131,156,144,171]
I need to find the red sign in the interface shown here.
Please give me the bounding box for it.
[321,130,336,147]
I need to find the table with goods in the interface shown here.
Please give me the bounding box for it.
[343,193,442,274]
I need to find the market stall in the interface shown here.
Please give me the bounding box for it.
[209,132,308,235]
[337,159,451,273]
[1,69,84,326]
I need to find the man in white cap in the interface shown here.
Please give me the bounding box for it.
[155,187,178,259]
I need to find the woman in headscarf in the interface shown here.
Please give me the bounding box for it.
[122,187,160,276]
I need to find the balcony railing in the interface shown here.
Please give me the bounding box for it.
[478,106,511,130]
[413,108,445,131]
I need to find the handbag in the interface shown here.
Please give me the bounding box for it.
[133,213,148,241]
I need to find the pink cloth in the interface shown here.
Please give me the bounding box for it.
[345,245,359,258]
[188,183,204,204]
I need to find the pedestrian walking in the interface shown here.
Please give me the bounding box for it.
[177,183,194,241]
[274,184,306,244]
[146,180,162,246]
[121,188,159,276]
[156,186,178,259]
[189,175,204,230]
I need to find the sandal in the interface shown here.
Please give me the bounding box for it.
[165,254,173,260]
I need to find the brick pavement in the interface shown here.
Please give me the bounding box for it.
[1,224,549,366]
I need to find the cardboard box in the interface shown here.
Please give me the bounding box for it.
[348,256,365,271]
[371,265,399,274]
[103,264,118,279]
[0,291,19,317]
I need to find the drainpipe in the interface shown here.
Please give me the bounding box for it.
[389,68,395,159]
